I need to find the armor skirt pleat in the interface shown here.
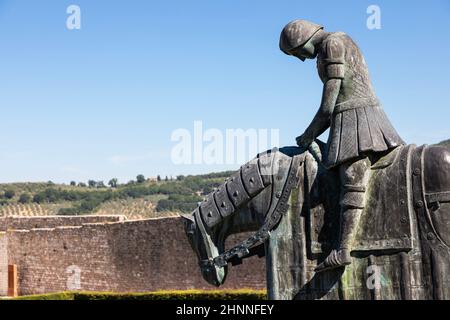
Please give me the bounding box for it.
[325,105,404,168]
[365,107,388,152]
[338,109,359,164]
[374,107,405,148]
[356,108,372,153]
[326,112,342,167]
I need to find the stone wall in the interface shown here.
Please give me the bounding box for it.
[0,232,7,296]
[5,217,266,296]
[0,215,125,232]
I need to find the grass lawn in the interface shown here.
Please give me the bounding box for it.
[7,289,267,300]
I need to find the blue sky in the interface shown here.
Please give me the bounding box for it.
[0,0,449,183]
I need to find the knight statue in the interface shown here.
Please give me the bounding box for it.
[184,19,450,300]
[279,20,405,272]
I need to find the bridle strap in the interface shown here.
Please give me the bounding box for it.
[201,153,305,269]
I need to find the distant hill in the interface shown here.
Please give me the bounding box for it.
[438,139,450,147]
[0,171,233,218]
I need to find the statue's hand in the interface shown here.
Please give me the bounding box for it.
[309,141,323,164]
[296,134,313,149]
[297,135,323,163]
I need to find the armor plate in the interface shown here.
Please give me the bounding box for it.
[226,172,250,208]
[258,151,275,186]
[200,193,222,229]
[214,185,235,219]
[241,158,265,197]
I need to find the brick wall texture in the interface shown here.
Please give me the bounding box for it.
[1,216,266,296]
[0,232,7,296]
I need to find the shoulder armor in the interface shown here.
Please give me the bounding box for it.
[323,35,345,80]
[324,35,345,63]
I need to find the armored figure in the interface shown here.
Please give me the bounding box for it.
[280,20,405,272]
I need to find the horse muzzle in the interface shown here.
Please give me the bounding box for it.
[200,260,227,287]
[182,213,228,287]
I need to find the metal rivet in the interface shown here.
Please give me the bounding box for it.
[400,200,406,206]
[427,232,435,240]
[249,177,255,184]
[221,202,226,208]
[413,168,420,176]
[233,191,239,197]
[276,192,282,198]
[208,211,213,218]
[415,200,424,208]
[401,217,407,224]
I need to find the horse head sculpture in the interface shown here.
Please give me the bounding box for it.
[182,145,313,287]
[182,209,228,286]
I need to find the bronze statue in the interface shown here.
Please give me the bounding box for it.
[280,20,405,272]
[183,20,450,300]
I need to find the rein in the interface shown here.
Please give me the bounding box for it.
[198,154,305,270]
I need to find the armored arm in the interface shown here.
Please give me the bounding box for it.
[297,36,346,148]
[297,79,341,147]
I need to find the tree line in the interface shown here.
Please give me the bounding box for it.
[0,171,234,215]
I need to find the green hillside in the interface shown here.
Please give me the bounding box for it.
[438,139,450,147]
[0,172,233,218]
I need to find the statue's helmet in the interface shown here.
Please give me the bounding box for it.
[279,20,323,55]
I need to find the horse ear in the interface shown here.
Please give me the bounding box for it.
[180,213,195,223]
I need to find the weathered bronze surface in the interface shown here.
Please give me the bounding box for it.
[184,144,450,299]
[281,19,405,272]
[183,20,450,300]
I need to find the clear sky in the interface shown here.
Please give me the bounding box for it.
[0,0,449,183]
